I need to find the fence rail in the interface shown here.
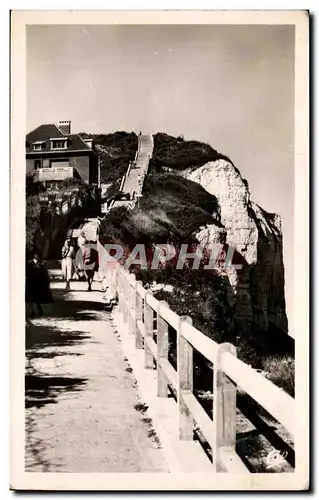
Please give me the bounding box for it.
[97,236,294,473]
[98,247,295,471]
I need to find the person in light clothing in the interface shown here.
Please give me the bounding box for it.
[77,231,87,248]
[76,232,87,281]
[61,237,75,290]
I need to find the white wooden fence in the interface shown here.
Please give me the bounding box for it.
[98,242,295,472]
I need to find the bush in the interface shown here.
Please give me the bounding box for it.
[262,356,295,397]
[26,194,43,253]
[58,177,95,197]
[26,173,45,197]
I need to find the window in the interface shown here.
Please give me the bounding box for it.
[33,141,45,151]
[50,160,69,169]
[34,159,41,170]
[50,139,68,150]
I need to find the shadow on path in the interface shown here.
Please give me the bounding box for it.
[25,372,88,409]
[25,287,107,410]
[44,288,107,322]
[25,285,107,470]
[26,322,90,410]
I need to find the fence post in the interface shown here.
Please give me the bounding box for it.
[212,343,237,472]
[110,264,118,303]
[177,316,193,440]
[135,281,144,349]
[115,264,120,302]
[128,273,136,335]
[121,270,126,314]
[117,268,126,330]
[157,301,169,397]
[144,290,154,369]
[118,268,124,313]
[123,271,129,325]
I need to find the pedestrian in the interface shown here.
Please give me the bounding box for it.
[76,231,87,281]
[77,231,87,248]
[82,244,99,292]
[25,252,53,318]
[61,237,75,290]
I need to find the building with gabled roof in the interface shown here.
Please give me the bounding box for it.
[26,121,99,189]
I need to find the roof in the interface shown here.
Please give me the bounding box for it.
[26,124,93,154]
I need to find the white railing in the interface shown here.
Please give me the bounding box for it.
[97,244,295,473]
[119,175,126,192]
[38,166,74,182]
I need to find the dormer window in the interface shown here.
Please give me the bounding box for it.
[50,138,68,150]
[83,138,93,149]
[33,141,45,151]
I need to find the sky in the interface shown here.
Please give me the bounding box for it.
[27,24,295,333]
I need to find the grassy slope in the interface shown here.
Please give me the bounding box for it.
[99,173,222,244]
[99,172,234,348]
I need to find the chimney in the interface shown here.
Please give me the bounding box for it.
[58,120,71,135]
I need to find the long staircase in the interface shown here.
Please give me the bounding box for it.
[111,133,153,211]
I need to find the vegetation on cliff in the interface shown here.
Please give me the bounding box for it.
[26,174,46,254]
[99,173,223,244]
[25,174,98,258]
[149,132,234,172]
[80,131,138,184]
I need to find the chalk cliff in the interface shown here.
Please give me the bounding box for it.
[179,159,288,337]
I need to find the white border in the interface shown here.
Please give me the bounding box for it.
[10,10,309,491]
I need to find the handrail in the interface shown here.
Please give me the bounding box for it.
[97,247,295,473]
[221,352,294,435]
[119,175,126,192]
[96,145,294,473]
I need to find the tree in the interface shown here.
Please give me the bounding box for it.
[26,173,45,197]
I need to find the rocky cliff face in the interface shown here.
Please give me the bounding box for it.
[179,159,288,337]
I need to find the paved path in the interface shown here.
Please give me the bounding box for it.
[25,274,168,473]
[113,133,153,210]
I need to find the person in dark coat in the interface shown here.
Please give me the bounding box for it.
[26,252,53,318]
[82,244,99,292]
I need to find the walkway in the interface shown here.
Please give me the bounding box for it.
[25,270,169,472]
[112,133,153,210]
